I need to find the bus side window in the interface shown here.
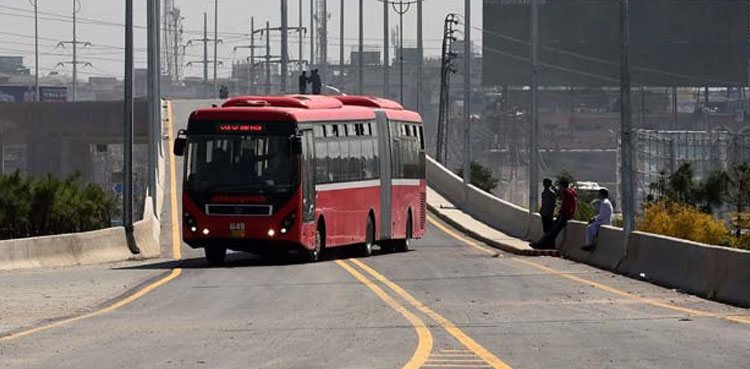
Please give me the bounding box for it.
[339,138,350,181]
[327,139,341,183]
[350,138,362,181]
[418,126,425,150]
[315,135,328,184]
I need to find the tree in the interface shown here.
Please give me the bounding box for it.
[456,161,500,194]
[725,162,750,238]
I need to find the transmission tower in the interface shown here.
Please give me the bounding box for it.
[163,0,184,81]
[55,0,91,102]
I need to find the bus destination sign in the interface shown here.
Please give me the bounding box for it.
[216,123,265,133]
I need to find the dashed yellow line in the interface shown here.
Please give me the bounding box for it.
[335,260,432,369]
[165,101,181,261]
[1,268,182,342]
[349,259,515,369]
[427,216,499,257]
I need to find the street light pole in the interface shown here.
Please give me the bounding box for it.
[619,0,635,233]
[281,0,289,94]
[213,0,219,96]
[124,0,135,243]
[30,0,39,101]
[529,0,540,213]
[359,0,364,94]
[462,0,471,198]
[416,0,423,111]
[383,0,389,98]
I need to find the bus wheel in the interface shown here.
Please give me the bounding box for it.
[358,216,375,257]
[395,214,413,253]
[308,225,324,263]
[205,246,227,266]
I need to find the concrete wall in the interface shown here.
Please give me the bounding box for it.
[426,155,750,308]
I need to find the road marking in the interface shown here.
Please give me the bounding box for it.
[349,259,515,369]
[427,216,499,257]
[513,258,750,325]
[166,101,181,261]
[0,268,182,342]
[421,365,491,368]
[428,214,750,325]
[334,260,432,369]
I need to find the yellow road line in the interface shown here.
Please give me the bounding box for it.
[427,216,499,256]
[166,101,181,261]
[428,213,750,325]
[349,259,515,369]
[513,258,750,325]
[426,359,486,362]
[334,260,432,369]
[440,349,473,353]
[421,365,491,368]
[1,268,182,342]
[430,354,478,357]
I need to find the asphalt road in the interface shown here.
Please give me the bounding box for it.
[2,100,749,368]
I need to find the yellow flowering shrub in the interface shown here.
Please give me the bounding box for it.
[638,202,729,246]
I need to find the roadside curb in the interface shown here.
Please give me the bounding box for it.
[428,203,560,257]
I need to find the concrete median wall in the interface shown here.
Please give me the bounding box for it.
[426,155,750,308]
[426,156,530,239]
[0,195,162,271]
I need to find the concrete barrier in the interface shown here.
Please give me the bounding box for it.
[426,156,530,239]
[426,154,750,307]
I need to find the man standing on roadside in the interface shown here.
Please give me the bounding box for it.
[310,69,322,95]
[530,178,577,250]
[540,178,556,235]
[298,71,309,94]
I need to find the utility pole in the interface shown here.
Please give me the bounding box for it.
[234,18,260,94]
[213,0,219,96]
[147,0,160,217]
[281,0,289,94]
[358,0,364,94]
[383,0,389,98]
[300,0,304,72]
[462,0,471,199]
[317,0,328,82]
[205,13,209,85]
[266,21,272,94]
[124,0,135,247]
[620,0,635,233]
[529,0,540,213]
[30,0,39,101]
[56,0,90,102]
[416,0,423,111]
[436,13,459,165]
[340,0,345,85]
[186,13,221,97]
[310,0,315,70]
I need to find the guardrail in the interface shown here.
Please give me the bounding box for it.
[426,155,750,307]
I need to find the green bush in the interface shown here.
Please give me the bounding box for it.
[456,161,500,194]
[0,171,115,240]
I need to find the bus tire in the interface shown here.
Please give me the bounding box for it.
[395,213,413,253]
[308,223,325,263]
[358,216,375,257]
[205,246,227,266]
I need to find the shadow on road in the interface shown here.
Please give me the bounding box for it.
[117,247,412,271]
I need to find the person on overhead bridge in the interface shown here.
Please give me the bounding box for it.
[582,189,613,252]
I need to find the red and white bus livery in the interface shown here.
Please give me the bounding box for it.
[173,95,426,265]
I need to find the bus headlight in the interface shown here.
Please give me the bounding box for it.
[202,228,210,235]
[280,212,296,233]
[268,229,276,237]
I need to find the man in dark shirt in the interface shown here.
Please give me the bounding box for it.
[310,69,322,95]
[298,71,309,94]
[540,178,556,234]
[531,178,577,250]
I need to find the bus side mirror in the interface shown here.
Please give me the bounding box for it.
[173,129,187,156]
[291,136,302,155]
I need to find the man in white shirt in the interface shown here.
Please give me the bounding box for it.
[582,189,613,251]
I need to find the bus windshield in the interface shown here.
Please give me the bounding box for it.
[185,135,297,195]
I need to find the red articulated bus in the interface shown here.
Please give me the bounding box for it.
[173,95,426,265]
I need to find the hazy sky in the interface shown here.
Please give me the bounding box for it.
[1,0,483,80]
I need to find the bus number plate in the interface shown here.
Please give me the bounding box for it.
[230,223,246,238]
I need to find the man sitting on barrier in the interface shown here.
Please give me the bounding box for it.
[582,189,613,252]
[530,178,577,250]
